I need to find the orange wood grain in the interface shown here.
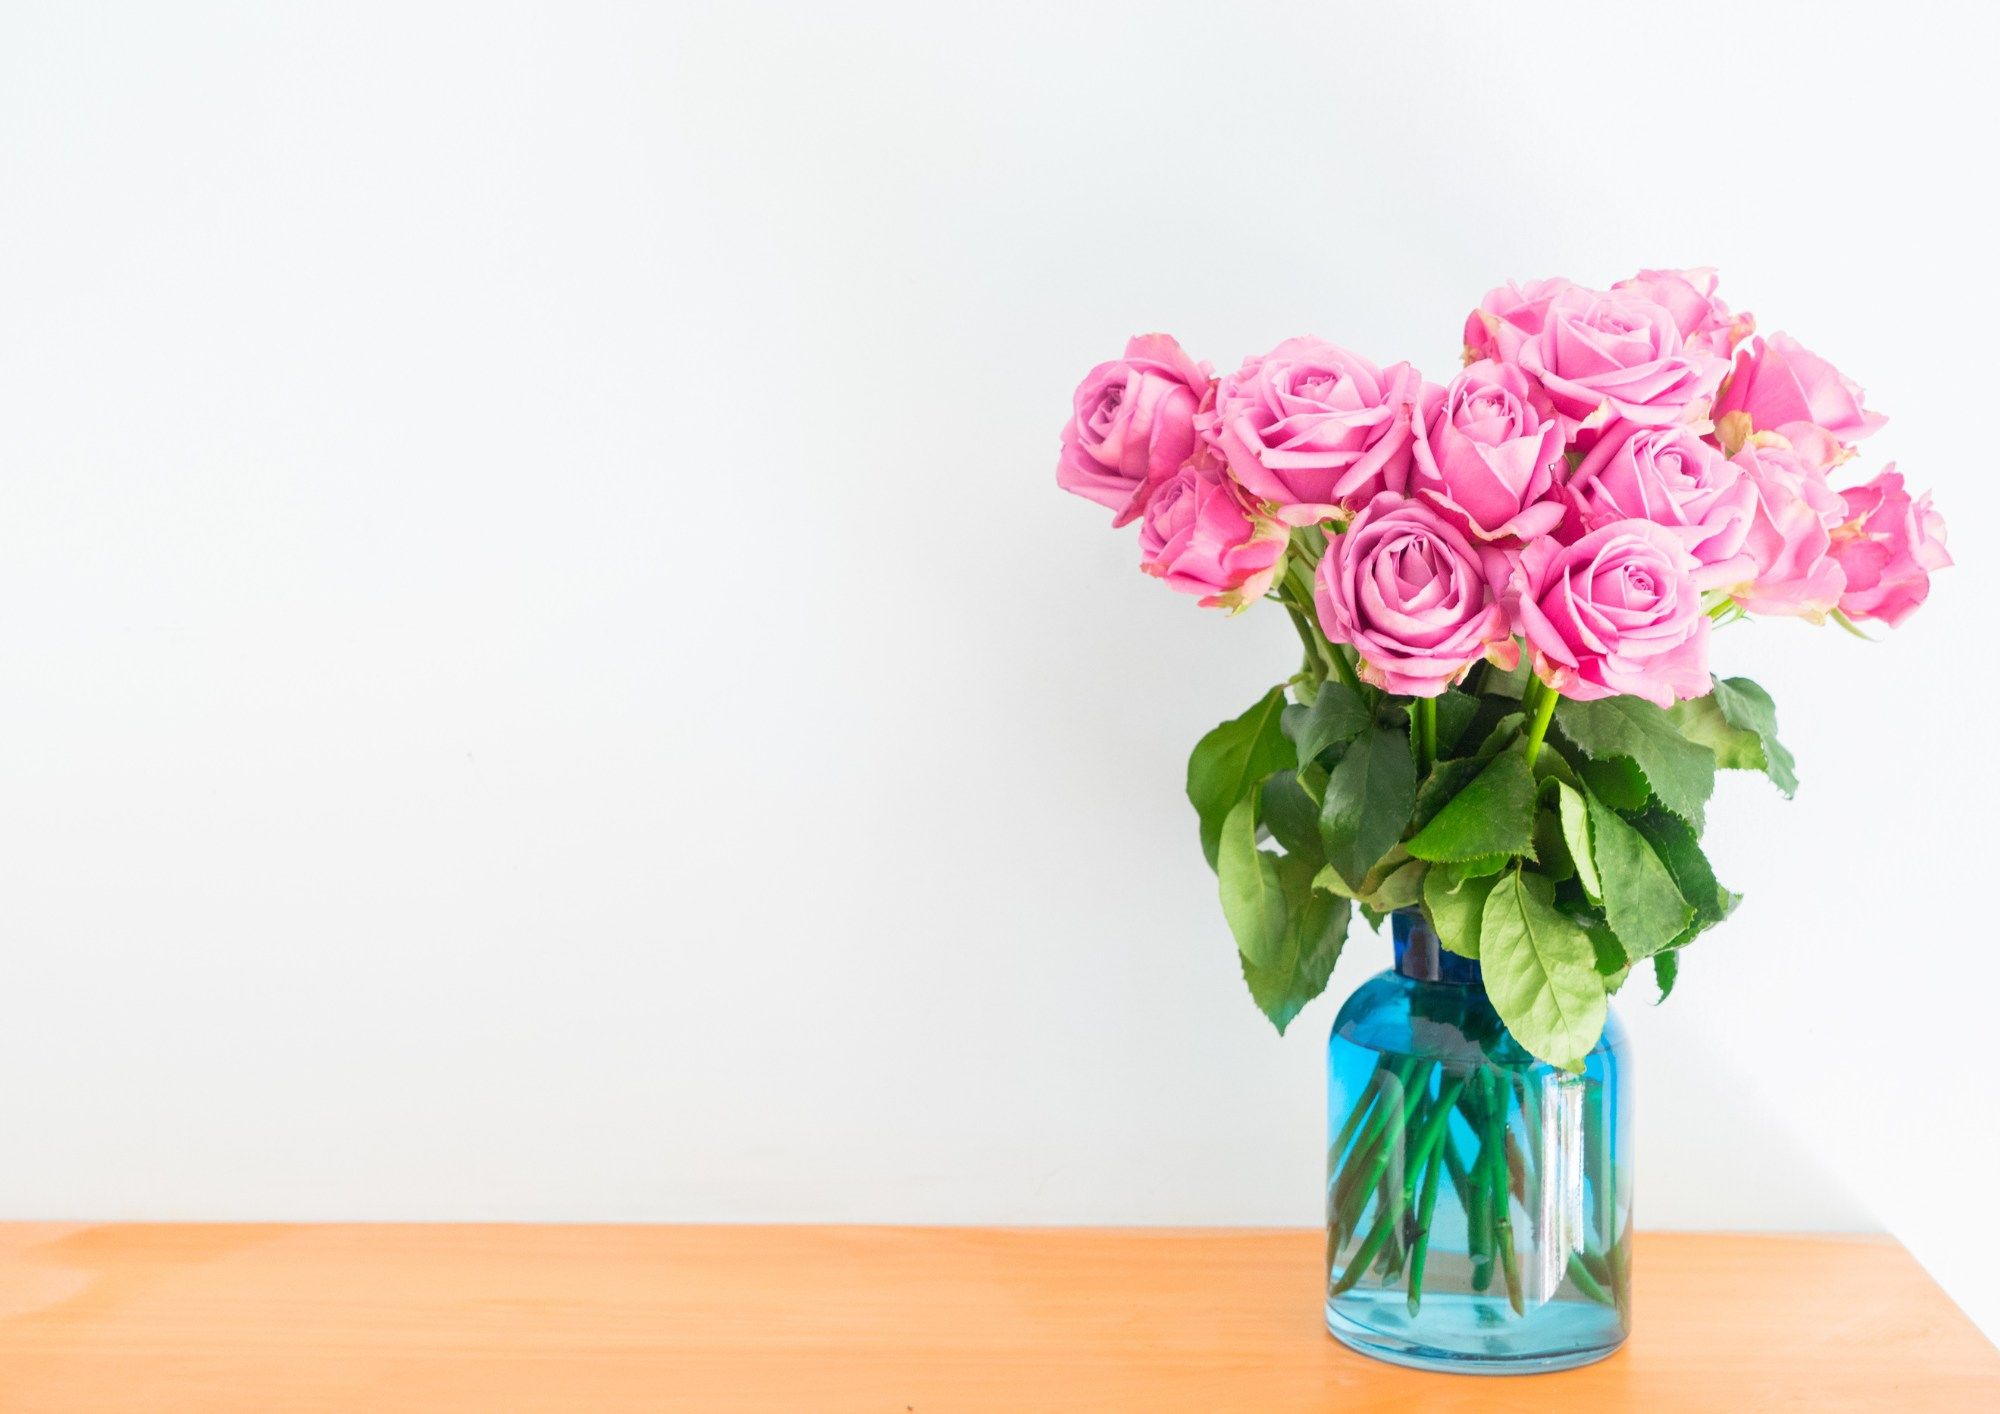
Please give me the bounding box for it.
[0,1224,1991,1410]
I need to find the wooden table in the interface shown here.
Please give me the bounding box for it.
[0,1225,1992,1410]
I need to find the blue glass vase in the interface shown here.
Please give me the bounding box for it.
[1324,910,1632,1374]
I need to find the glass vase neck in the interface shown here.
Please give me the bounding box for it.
[1391,909,1483,986]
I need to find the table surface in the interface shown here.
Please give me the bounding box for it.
[0,1225,1993,1411]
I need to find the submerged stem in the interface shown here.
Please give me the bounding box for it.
[1485,1070,1525,1316]
[1567,1253,1614,1306]
[1405,1128,1447,1316]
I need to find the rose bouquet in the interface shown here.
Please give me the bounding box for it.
[1056,270,1949,1368]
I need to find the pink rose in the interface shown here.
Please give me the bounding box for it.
[1409,361,1567,543]
[1509,519,1711,707]
[1612,268,1754,359]
[1312,493,1518,698]
[1462,277,1576,363]
[1517,286,1727,428]
[1712,333,1885,454]
[1826,466,1951,628]
[1202,337,1422,526]
[1056,334,1212,527]
[1566,422,1759,589]
[1137,459,1289,612]
[1725,441,1847,619]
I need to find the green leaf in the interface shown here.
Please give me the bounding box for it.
[1555,696,1716,827]
[1412,756,1483,831]
[1317,725,1417,890]
[1217,795,1288,968]
[1479,870,1609,1072]
[1284,680,1371,766]
[1259,771,1322,861]
[1582,788,1692,962]
[1481,656,1532,699]
[1313,844,1410,902]
[1362,857,1427,914]
[1433,689,1480,756]
[1714,677,1797,798]
[1653,949,1680,1002]
[1241,890,1351,1034]
[1666,675,1799,798]
[1473,712,1526,762]
[1667,695,1765,773]
[1586,920,1629,985]
[1532,748,1583,791]
[1532,806,1575,884]
[1556,782,1601,903]
[1632,811,1739,940]
[1405,745,1538,864]
[1578,756,1650,812]
[1423,861,1501,958]
[1187,686,1293,868]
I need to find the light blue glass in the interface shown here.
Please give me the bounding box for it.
[1324,910,1631,1374]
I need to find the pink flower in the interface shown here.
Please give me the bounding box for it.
[1202,337,1423,526]
[1138,459,1289,612]
[1462,277,1577,363]
[1517,286,1727,428]
[1566,422,1759,589]
[1509,519,1711,707]
[1826,466,1951,628]
[1312,494,1518,698]
[1712,333,1885,455]
[1056,334,1212,527]
[1408,361,1567,544]
[1612,268,1754,359]
[1725,441,1848,619]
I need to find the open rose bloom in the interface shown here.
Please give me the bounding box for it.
[1055,266,1949,1065]
[1200,337,1422,526]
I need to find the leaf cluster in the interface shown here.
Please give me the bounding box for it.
[1188,671,1789,1065]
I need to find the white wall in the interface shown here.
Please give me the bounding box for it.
[3,0,1995,1337]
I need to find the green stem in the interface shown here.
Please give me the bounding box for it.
[1503,1131,1530,1210]
[1378,1164,1408,1280]
[1331,1058,1414,1201]
[1332,1071,1443,1297]
[1567,1253,1614,1307]
[1610,1221,1633,1325]
[1513,1074,1543,1231]
[1327,639,1368,700]
[1405,1128,1447,1316]
[1401,1074,1466,1208]
[1330,1064,1392,1173]
[1486,1071,1525,1316]
[1279,555,1372,704]
[1586,1080,1613,1255]
[1326,1065,1394,1274]
[1282,601,1332,683]
[1413,696,1437,776]
[1395,1072,1464,1308]
[1455,1089,1494,1292]
[1330,1194,1402,1296]
[1521,681,1559,767]
[1331,1062,1431,1244]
